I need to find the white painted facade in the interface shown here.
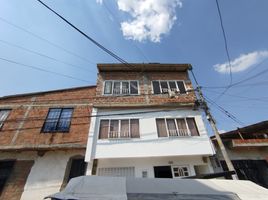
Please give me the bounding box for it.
[85,108,215,177]
[0,150,85,200]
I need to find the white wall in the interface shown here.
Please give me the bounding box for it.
[95,156,212,178]
[86,108,215,161]
[20,150,84,200]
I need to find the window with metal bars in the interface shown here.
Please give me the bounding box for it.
[99,119,140,139]
[103,80,139,95]
[156,118,199,137]
[42,108,73,132]
[172,166,190,177]
[0,109,11,130]
[152,80,186,94]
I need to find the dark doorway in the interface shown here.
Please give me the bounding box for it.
[0,160,15,195]
[154,166,173,178]
[221,160,268,188]
[68,158,87,182]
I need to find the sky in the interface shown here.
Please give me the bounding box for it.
[0,0,268,133]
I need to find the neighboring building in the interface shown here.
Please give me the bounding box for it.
[85,63,215,179]
[211,121,268,188]
[0,86,95,200]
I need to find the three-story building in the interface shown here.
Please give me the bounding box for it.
[85,63,215,178]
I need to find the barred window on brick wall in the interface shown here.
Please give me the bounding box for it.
[104,80,138,95]
[42,108,73,132]
[152,80,186,94]
[0,109,11,130]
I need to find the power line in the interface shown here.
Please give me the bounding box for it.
[203,95,245,126]
[202,58,268,89]
[1,108,185,125]
[0,57,91,83]
[203,88,268,103]
[215,0,232,85]
[0,16,96,65]
[0,39,95,73]
[36,0,136,70]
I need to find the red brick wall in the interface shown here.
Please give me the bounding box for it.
[0,86,96,147]
[0,160,34,200]
[95,71,196,107]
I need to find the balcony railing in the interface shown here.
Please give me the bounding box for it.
[168,129,190,137]
[108,131,130,139]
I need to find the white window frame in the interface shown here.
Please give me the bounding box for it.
[103,80,140,96]
[171,165,190,178]
[99,118,140,139]
[156,117,197,137]
[151,80,187,95]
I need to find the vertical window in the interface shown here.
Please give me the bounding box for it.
[130,81,138,94]
[176,119,188,136]
[99,120,109,139]
[172,166,189,177]
[42,108,73,132]
[156,119,168,137]
[186,118,199,136]
[152,80,186,94]
[120,119,129,138]
[156,118,199,137]
[122,82,129,94]
[104,81,139,95]
[113,82,121,95]
[99,119,140,139]
[130,119,140,138]
[177,81,186,94]
[152,81,161,94]
[166,119,178,136]
[0,109,11,130]
[104,81,112,94]
[160,81,169,93]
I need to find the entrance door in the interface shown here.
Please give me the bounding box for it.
[0,160,15,195]
[154,166,173,178]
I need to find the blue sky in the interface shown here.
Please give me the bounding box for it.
[0,0,268,133]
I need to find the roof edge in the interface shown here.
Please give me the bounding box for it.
[0,85,96,100]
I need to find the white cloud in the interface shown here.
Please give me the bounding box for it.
[214,50,268,73]
[116,0,182,42]
[96,0,103,4]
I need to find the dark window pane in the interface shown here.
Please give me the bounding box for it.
[168,81,177,91]
[122,82,129,94]
[0,110,11,130]
[99,120,109,139]
[130,81,138,94]
[113,82,121,94]
[110,120,119,138]
[186,118,199,136]
[121,119,129,137]
[160,81,168,93]
[0,160,15,195]
[166,119,178,136]
[130,119,140,138]
[104,81,112,94]
[58,109,73,131]
[68,159,86,182]
[177,81,186,94]
[176,119,188,136]
[43,109,61,132]
[152,81,161,94]
[156,119,167,137]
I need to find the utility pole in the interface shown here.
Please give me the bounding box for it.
[189,67,238,180]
